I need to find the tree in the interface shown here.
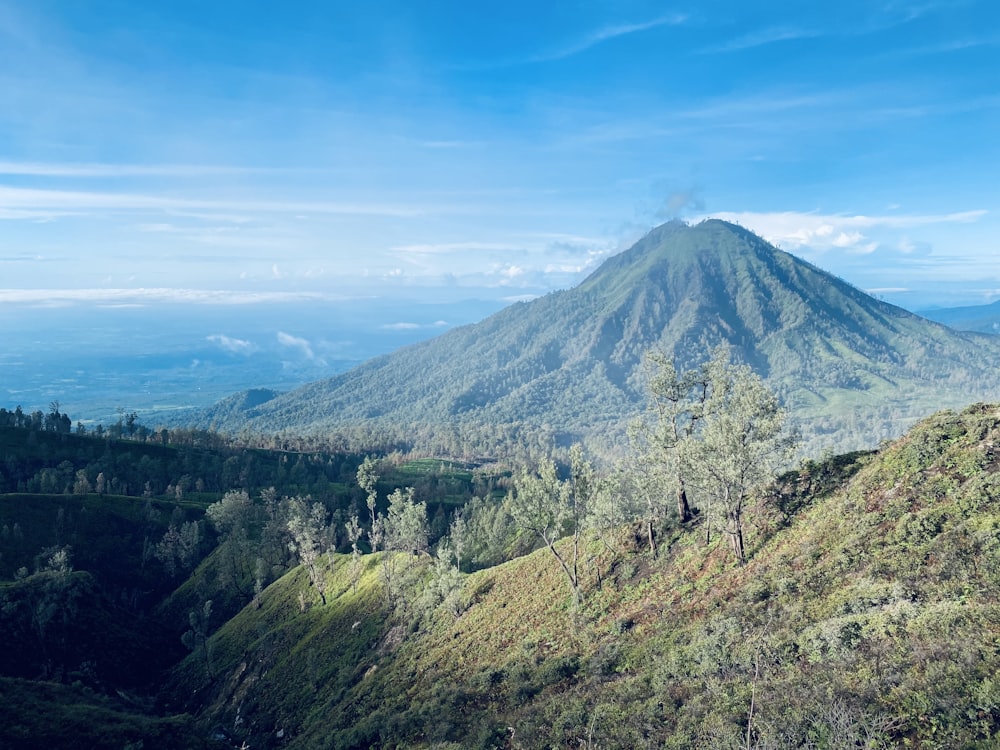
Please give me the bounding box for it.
[377,486,428,608]
[357,456,382,552]
[345,513,364,593]
[206,490,260,602]
[630,348,717,545]
[448,510,468,572]
[182,600,215,679]
[286,496,331,606]
[155,520,202,577]
[587,463,644,559]
[508,446,595,608]
[72,469,91,495]
[420,540,464,618]
[682,351,796,565]
[384,486,428,556]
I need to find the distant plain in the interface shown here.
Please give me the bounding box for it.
[1,297,506,424]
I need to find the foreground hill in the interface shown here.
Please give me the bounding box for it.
[191,220,1000,456]
[163,403,1000,749]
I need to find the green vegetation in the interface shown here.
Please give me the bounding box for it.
[6,220,1000,747]
[5,390,1000,747]
[0,416,488,747]
[0,676,213,750]
[183,220,1000,460]
[159,403,1000,749]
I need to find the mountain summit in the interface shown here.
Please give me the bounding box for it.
[194,220,1000,454]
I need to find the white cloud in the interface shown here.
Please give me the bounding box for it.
[0,161,282,177]
[277,331,315,359]
[207,334,257,354]
[533,14,688,62]
[544,262,588,274]
[391,241,521,256]
[704,209,987,254]
[700,26,821,55]
[380,320,450,331]
[0,288,340,305]
[497,264,525,279]
[0,186,433,220]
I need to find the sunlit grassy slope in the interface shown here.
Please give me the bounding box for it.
[167,403,1000,749]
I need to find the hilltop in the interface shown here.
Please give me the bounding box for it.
[187,220,1000,457]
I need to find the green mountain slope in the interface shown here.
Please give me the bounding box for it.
[191,220,1000,455]
[163,403,1000,749]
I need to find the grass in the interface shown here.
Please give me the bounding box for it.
[0,676,214,749]
[162,404,1000,748]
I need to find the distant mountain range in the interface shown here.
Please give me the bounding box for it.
[919,300,1000,335]
[187,220,1000,456]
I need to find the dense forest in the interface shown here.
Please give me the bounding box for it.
[4,338,1000,748]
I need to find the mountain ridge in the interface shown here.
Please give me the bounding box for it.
[187,220,1000,455]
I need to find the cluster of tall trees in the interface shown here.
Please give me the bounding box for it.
[0,403,72,434]
[491,346,796,607]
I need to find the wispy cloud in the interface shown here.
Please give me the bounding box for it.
[700,26,821,54]
[419,140,485,150]
[869,0,957,28]
[0,288,342,305]
[277,331,315,359]
[530,14,688,62]
[391,241,523,256]
[887,35,1000,57]
[0,186,434,219]
[0,161,284,177]
[380,320,449,331]
[459,13,687,69]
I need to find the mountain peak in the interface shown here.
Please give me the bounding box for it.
[190,222,1000,457]
[581,218,783,290]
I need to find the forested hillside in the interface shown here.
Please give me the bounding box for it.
[0,411,492,748]
[5,366,1000,747]
[184,220,1000,459]
[161,402,1000,749]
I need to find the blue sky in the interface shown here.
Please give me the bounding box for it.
[1,0,998,309]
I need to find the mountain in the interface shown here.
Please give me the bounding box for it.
[189,220,1000,455]
[918,299,1000,335]
[160,403,1000,749]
